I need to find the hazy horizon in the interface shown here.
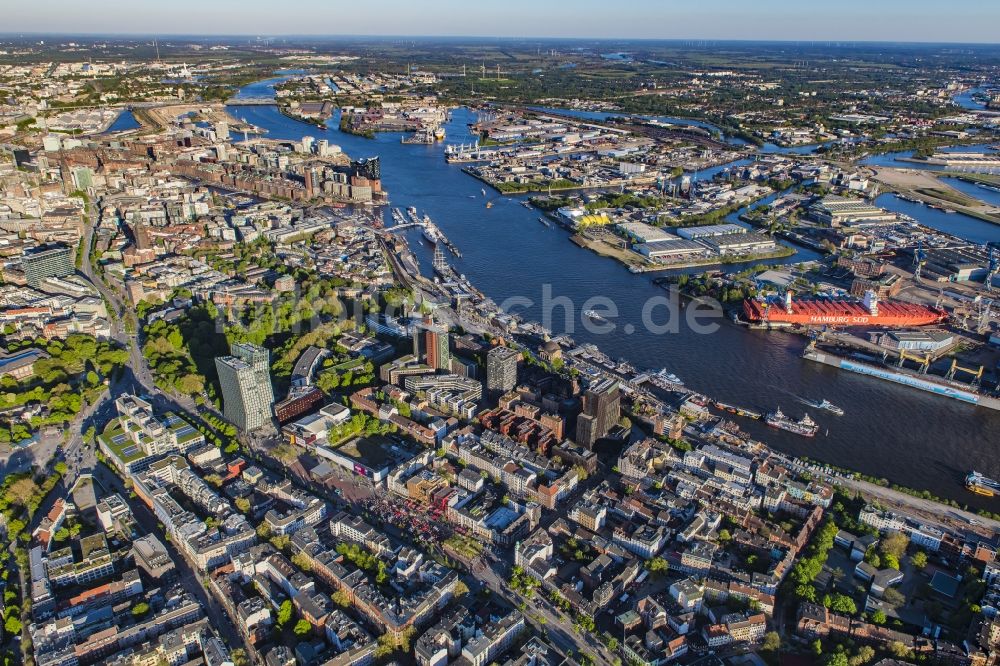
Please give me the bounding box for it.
[6,0,1000,45]
[4,33,1000,47]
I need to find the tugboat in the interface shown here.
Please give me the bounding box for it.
[766,407,819,437]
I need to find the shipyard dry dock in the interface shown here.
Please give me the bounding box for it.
[803,347,1000,411]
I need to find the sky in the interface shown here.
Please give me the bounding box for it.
[5,0,1000,43]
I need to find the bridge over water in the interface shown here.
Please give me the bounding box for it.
[387,222,424,232]
[224,97,278,106]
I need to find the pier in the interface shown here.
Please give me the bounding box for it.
[387,208,462,258]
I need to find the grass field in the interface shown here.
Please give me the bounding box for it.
[914,187,976,207]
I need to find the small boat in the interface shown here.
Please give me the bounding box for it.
[802,398,844,416]
[486,201,494,209]
[538,216,551,227]
[583,309,609,324]
[481,188,487,196]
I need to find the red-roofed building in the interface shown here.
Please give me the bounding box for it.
[33,498,69,550]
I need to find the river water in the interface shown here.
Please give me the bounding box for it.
[228,83,1000,509]
[875,194,1000,245]
[954,88,989,111]
[859,143,998,171]
[941,177,1000,209]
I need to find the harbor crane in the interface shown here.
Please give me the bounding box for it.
[913,240,926,280]
[946,359,984,386]
[976,297,994,334]
[896,349,931,374]
[986,243,999,290]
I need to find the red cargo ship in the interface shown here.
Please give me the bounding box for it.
[743,291,946,328]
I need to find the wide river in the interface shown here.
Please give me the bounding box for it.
[228,80,1000,509]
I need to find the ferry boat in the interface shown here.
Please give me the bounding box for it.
[765,407,819,437]
[655,368,684,385]
[803,398,845,416]
[433,127,446,140]
[583,309,609,324]
[966,471,1000,497]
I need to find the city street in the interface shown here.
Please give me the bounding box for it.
[90,462,244,649]
[473,556,619,666]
